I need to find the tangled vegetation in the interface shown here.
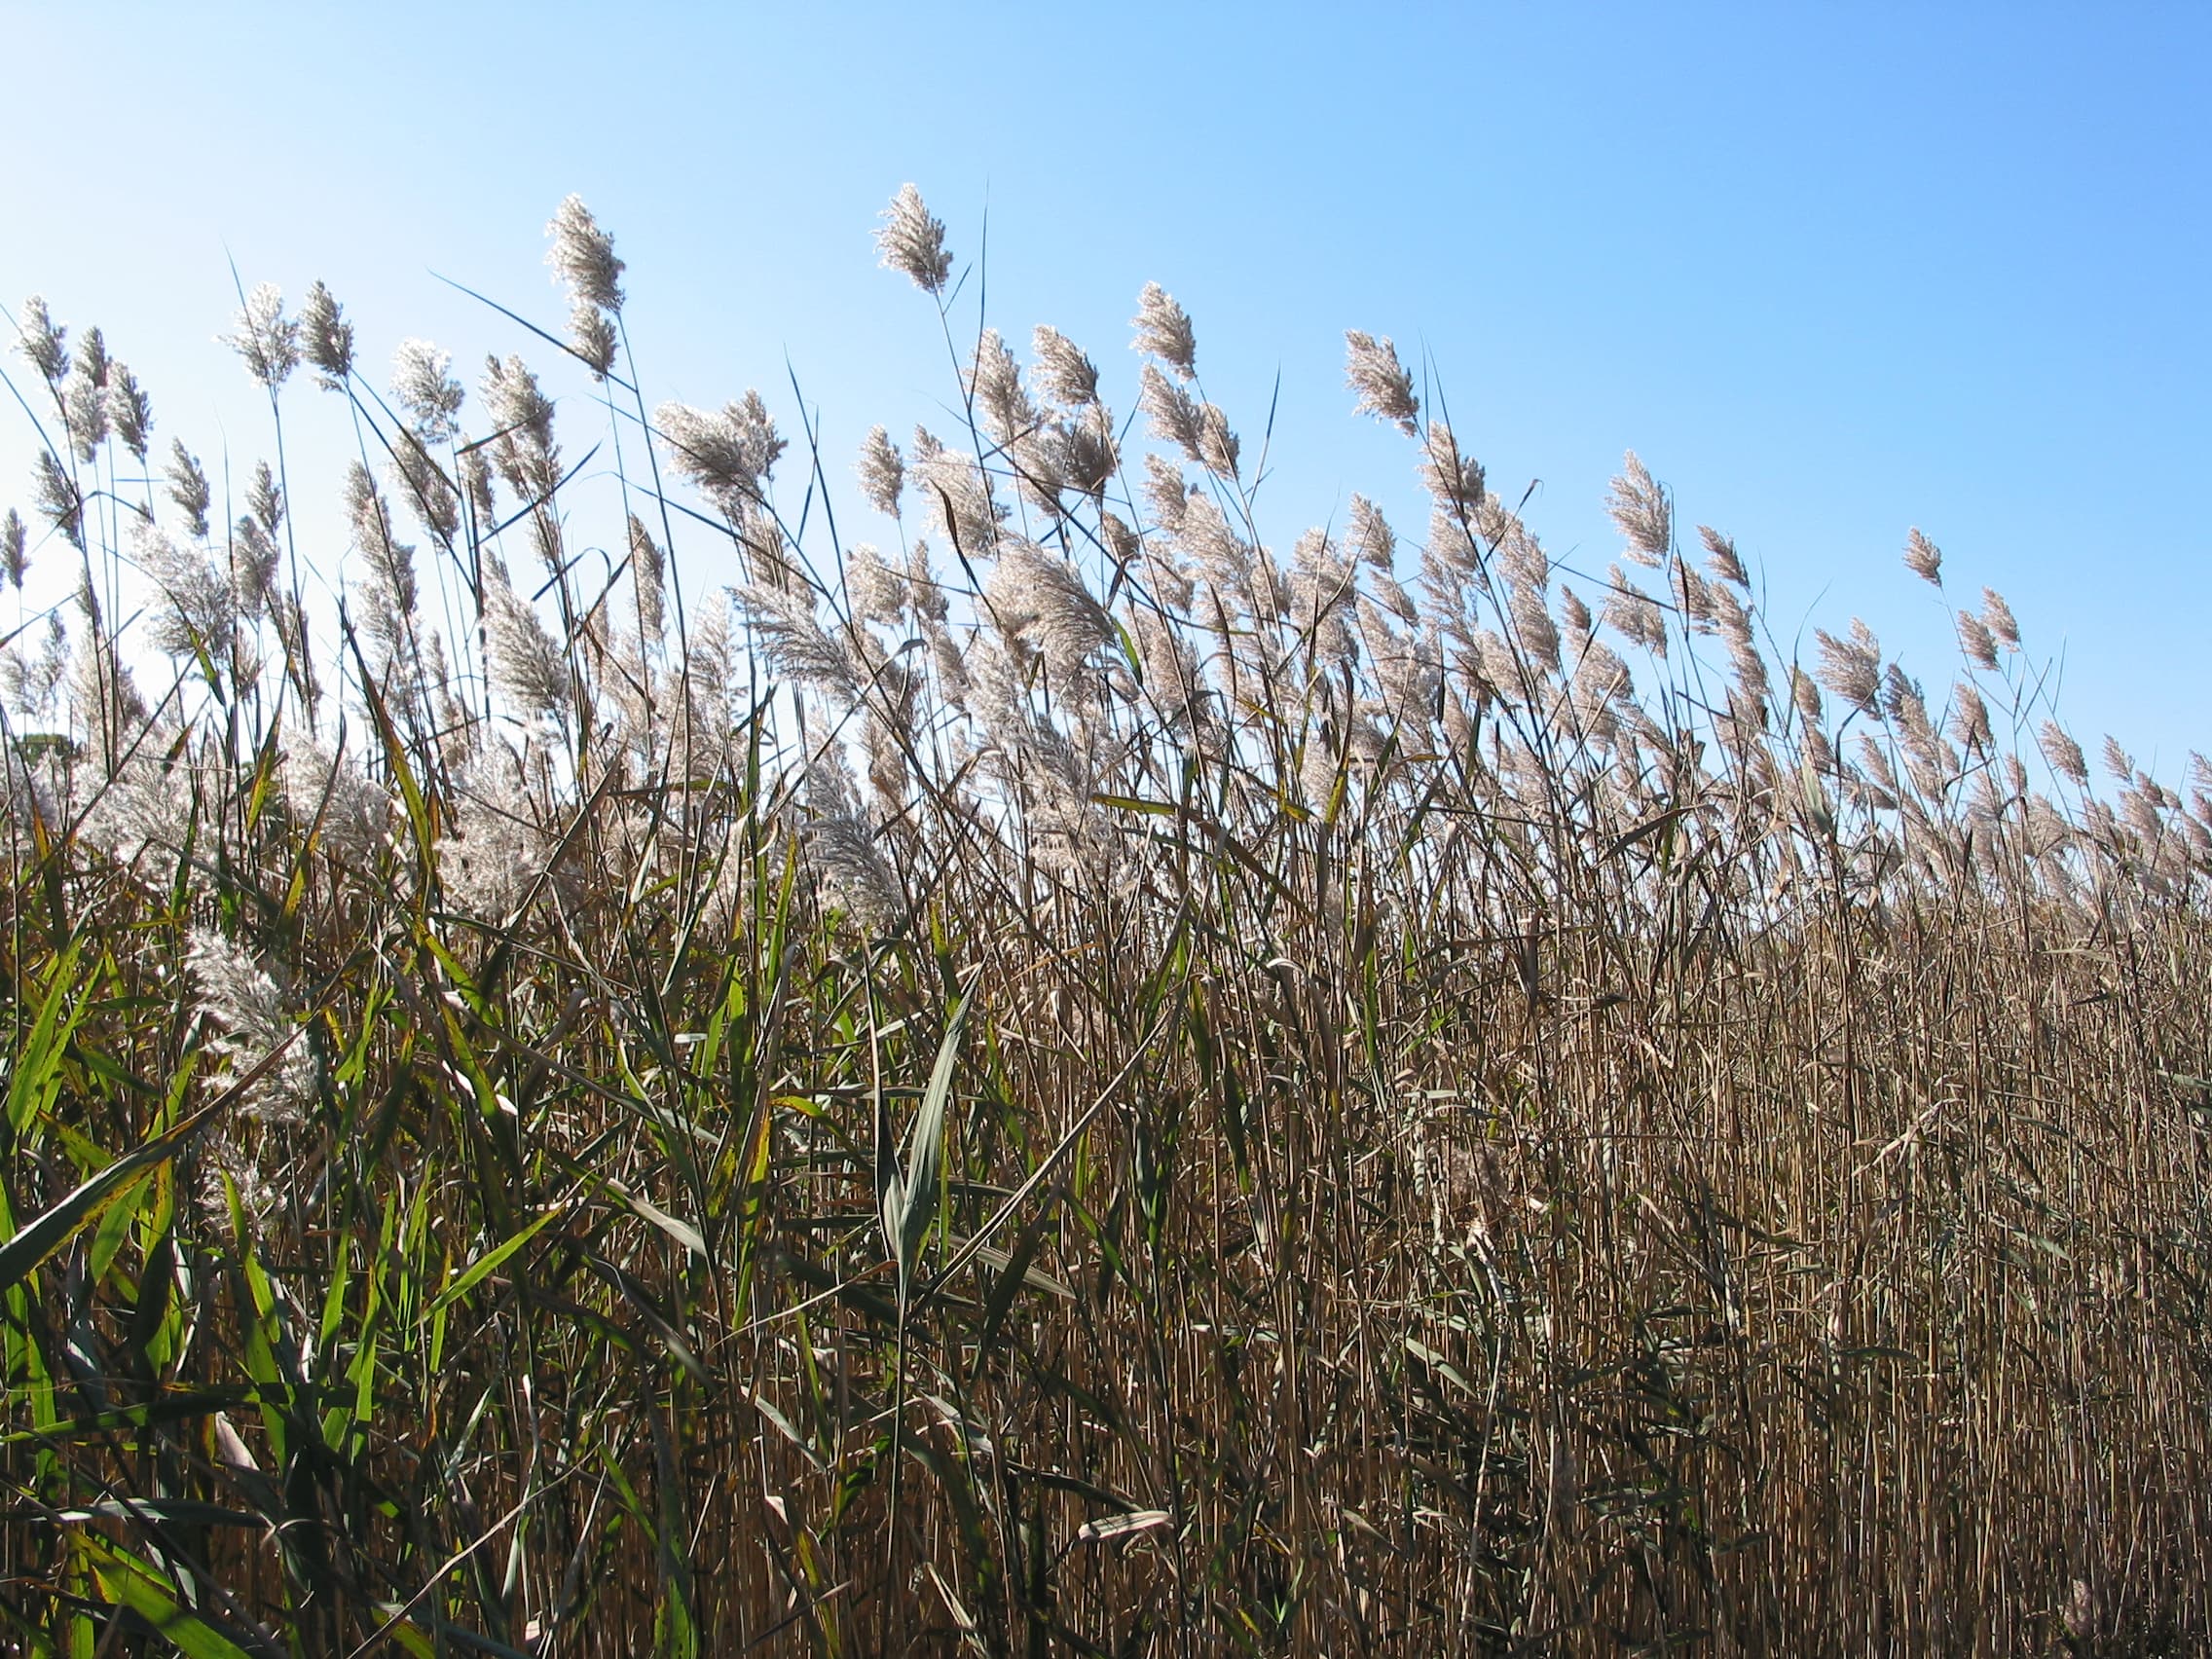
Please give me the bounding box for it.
[1,188,2208,1655]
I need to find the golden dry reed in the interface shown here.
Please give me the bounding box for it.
[1,190,2208,1656]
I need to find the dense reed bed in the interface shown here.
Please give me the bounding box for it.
[1,189,2208,1655]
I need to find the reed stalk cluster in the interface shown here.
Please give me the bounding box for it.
[1,189,2207,1655]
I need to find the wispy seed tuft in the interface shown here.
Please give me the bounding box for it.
[1131,282,1197,380]
[1344,331,1419,434]
[222,283,299,391]
[875,183,953,295]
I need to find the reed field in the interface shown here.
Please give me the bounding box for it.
[3,187,2210,1655]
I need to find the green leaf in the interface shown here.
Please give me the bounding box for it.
[421,1207,565,1326]
[6,940,86,1139]
[1,1385,251,1445]
[895,990,972,1307]
[1089,793,1178,817]
[597,1175,706,1262]
[970,1211,1066,1382]
[0,1098,223,1299]
[85,1168,154,1289]
[85,1539,255,1659]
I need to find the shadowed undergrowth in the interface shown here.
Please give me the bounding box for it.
[1,189,2208,1655]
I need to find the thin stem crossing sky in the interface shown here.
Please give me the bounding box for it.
[2,1,2205,767]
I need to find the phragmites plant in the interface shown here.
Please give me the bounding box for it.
[2,185,2209,1657]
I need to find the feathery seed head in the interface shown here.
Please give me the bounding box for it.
[1604,566,1669,655]
[33,452,84,550]
[1494,522,1548,596]
[1142,453,1192,536]
[1511,583,1562,675]
[102,363,153,465]
[970,328,1037,445]
[16,296,66,383]
[186,929,313,1123]
[0,610,66,720]
[915,443,1004,558]
[299,280,354,388]
[857,424,904,516]
[460,445,495,524]
[481,353,560,494]
[2040,719,2088,786]
[989,541,1115,685]
[166,441,210,538]
[1420,423,1485,516]
[1903,527,1942,585]
[136,520,236,659]
[1050,404,1119,501]
[1139,363,1206,461]
[392,340,465,442]
[283,740,388,864]
[545,194,625,313]
[223,282,299,390]
[1699,524,1748,588]
[1673,561,1717,632]
[1370,573,1424,638]
[246,461,283,540]
[1980,587,2020,650]
[481,353,554,448]
[343,465,416,640]
[482,554,570,717]
[1139,542,1196,611]
[232,515,282,625]
[1574,639,1633,713]
[63,356,108,461]
[1176,492,1253,593]
[1288,528,1357,662]
[1031,325,1100,407]
[733,579,864,707]
[658,392,785,505]
[436,758,557,922]
[1198,403,1240,478]
[1955,608,1999,671]
[1,508,23,589]
[628,515,665,639]
[2101,735,2133,784]
[1559,586,1594,653]
[1814,621,1882,715]
[1344,330,1419,434]
[1131,282,1197,379]
[387,439,460,548]
[1423,505,1485,593]
[568,300,617,379]
[1716,600,1767,722]
[73,326,110,388]
[480,360,562,517]
[802,755,903,931]
[1950,682,1992,752]
[1346,494,1395,572]
[1790,665,1825,728]
[1878,661,1919,723]
[1130,603,1200,718]
[1605,451,1671,567]
[876,183,952,295]
[272,593,319,717]
[1102,509,1140,569]
[845,541,907,629]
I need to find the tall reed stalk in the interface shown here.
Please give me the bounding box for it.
[1,188,2207,1655]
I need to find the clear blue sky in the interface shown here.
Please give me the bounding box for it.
[3,2,2207,771]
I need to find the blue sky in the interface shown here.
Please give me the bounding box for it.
[3,2,2207,771]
